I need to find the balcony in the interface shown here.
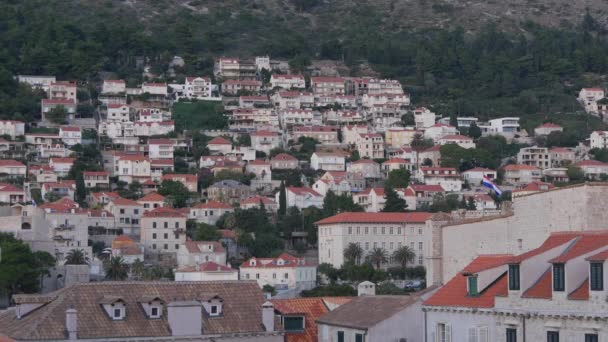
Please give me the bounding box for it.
[55,224,75,231]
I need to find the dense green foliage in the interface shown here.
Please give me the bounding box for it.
[0,233,55,299]
[172,101,227,131]
[158,180,192,208]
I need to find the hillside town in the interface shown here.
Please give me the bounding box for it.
[1,54,608,341]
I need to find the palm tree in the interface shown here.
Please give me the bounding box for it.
[392,245,416,268]
[105,256,129,281]
[343,243,364,264]
[368,247,388,269]
[130,258,145,280]
[64,249,89,265]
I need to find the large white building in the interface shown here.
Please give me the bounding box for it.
[0,120,25,139]
[424,231,608,342]
[578,87,605,113]
[517,146,552,169]
[317,212,433,268]
[276,187,324,210]
[270,74,306,89]
[418,167,462,192]
[140,207,187,257]
[239,253,316,291]
[590,130,608,149]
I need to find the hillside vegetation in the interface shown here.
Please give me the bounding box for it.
[2,0,608,123]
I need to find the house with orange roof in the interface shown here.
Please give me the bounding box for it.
[89,191,120,206]
[502,164,542,185]
[0,183,25,204]
[270,153,299,170]
[348,159,381,179]
[41,181,76,200]
[576,159,608,180]
[275,187,323,210]
[341,125,369,145]
[381,157,413,175]
[246,159,272,182]
[270,74,306,90]
[49,157,75,177]
[207,136,233,155]
[58,126,81,146]
[148,138,174,160]
[310,77,346,96]
[189,200,234,225]
[140,207,187,257]
[424,123,458,142]
[578,87,605,113]
[549,147,575,167]
[313,171,366,197]
[292,125,339,145]
[423,231,608,342]
[115,154,151,183]
[137,192,165,214]
[317,211,433,268]
[534,122,563,136]
[177,239,227,269]
[0,159,26,178]
[241,195,278,212]
[351,187,388,213]
[512,181,555,198]
[110,234,143,264]
[240,253,317,291]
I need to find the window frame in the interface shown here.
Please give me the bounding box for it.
[552,263,565,292]
[547,331,559,342]
[509,264,520,291]
[506,327,517,342]
[468,275,478,297]
[590,262,604,291]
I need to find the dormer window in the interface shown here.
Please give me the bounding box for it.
[553,263,565,292]
[113,307,124,320]
[590,262,604,291]
[283,315,305,332]
[467,275,478,296]
[210,305,219,316]
[150,306,161,318]
[508,264,520,291]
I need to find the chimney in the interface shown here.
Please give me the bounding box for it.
[66,308,77,340]
[167,300,202,336]
[262,301,274,332]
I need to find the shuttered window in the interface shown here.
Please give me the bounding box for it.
[506,328,517,342]
[552,264,565,292]
[590,262,604,291]
[508,264,520,290]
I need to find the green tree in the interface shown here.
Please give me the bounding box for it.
[411,133,434,152]
[466,197,477,210]
[392,245,416,268]
[382,185,407,212]
[401,112,415,126]
[46,105,68,124]
[237,134,251,146]
[343,242,364,265]
[262,284,277,296]
[468,122,482,139]
[158,180,191,208]
[130,259,145,280]
[301,284,356,297]
[386,169,411,188]
[65,249,89,265]
[104,256,129,281]
[368,247,388,269]
[0,233,55,299]
[567,165,585,181]
[75,171,86,205]
[193,223,221,241]
[278,181,287,216]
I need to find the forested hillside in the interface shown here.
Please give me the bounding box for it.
[2,0,608,126]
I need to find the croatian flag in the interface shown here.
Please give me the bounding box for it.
[482,177,502,196]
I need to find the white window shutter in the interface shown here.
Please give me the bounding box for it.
[446,324,452,342]
[468,327,478,342]
[478,326,488,342]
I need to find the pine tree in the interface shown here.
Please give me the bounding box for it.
[382,185,407,212]
[279,181,287,216]
[75,171,86,205]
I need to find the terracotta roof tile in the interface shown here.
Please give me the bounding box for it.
[208,137,232,145]
[521,267,552,299]
[317,295,417,329]
[316,212,432,225]
[138,192,165,202]
[568,278,589,300]
[142,207,185,218]
[193,201,233,209]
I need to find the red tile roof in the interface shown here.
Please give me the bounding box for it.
[184,240,225,254]
[240,253,314,269]
[424,255,511,308]
[316,212,432,225]
[50,157,75,164]
[537,123,562,128]
[509,232,582,263]
[248,159,270,166]
[161,174,197,182]
[138,192,165,202]
[0,160,25,167]
[251,130,278,137]
[193,200,233,209]
[440,134,473,140]
[218,229,236,239]
[142,207,186,218]
[83,171,108,177]
[502,164,539,171]
[177,262,234,273]
[409,184,444,192]
[462,254,512,274]
[242,196,275,205]
[42,98,75,105]
[586,249,608,261]
[521,267,552,299]
[311,77,345,83]
[60,126,80,132]
[548,232,608,263]
[568,278,589,300]
[514,181,555,192]
[576,160,608,167]
[272,153,297,161]
[208,137,232,145]
[111,197,141,206]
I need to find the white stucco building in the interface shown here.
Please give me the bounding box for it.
[239,253,317,291]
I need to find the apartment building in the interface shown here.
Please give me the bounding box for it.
[311,77,346,96]
[292,126,339,144]
[348,159,382,179]
[105,197,143,235]
[0,160,26,178]
[275,187,323,209]
[250,130,281,154]
[140,207,187,256]
[517,146,552,169]
[115,155,151,183]
[311,152,346,171]
[83,171,109,189]
[419,167,462,192]
[102,79,126,94]
[270,153,299,170]
[177,239,227,268]
[502,164,542,185]
[270,74,306,89]
[578,87,605,113]
[240,253,317,291]
[317,212,433,268]
[148,138,174,160]
[357,133,384,159]
[189,201,234,225]
[438,134,475,149]
[0,120,25,139]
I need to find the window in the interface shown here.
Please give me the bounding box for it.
[134,209,139,215]
[153,222,157,228]
[283,316,304,332]
[390,227,393,234]
[337,331,345,342]
[150,307,160,318]
[175,244,179,250]
[419,228,422,235]
[285,273,289,279]
[509,264,520,291]
[120,209,125,214]
[590,262,604,291]
[175,222,179,229]
[164,233,168,239]
[356,227,360,234]
[152,244,156,249]
[506,328,517,342]
[468,276,478,296]
[256,273,260,279]
[381,227,385,234]
[152,233,157,239]
[418,255,424,265]
[373,227,377,234]
[553,264,565,292]
[164,222,168,228]
[585,334,598,342]
[114,308,122,319]
[419,242,423,250]
[273,273,276,279]
[390,242,394,250]
[547,331,559,342]
[348,227,352,234]
[210,305,219,316]
[163,244,168,250]
[144,203,149,208]
[355,333,364,342]
[436,323,451,342]
[365,227,369,234]
[365,242,369,250]
[398,227,402,234]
